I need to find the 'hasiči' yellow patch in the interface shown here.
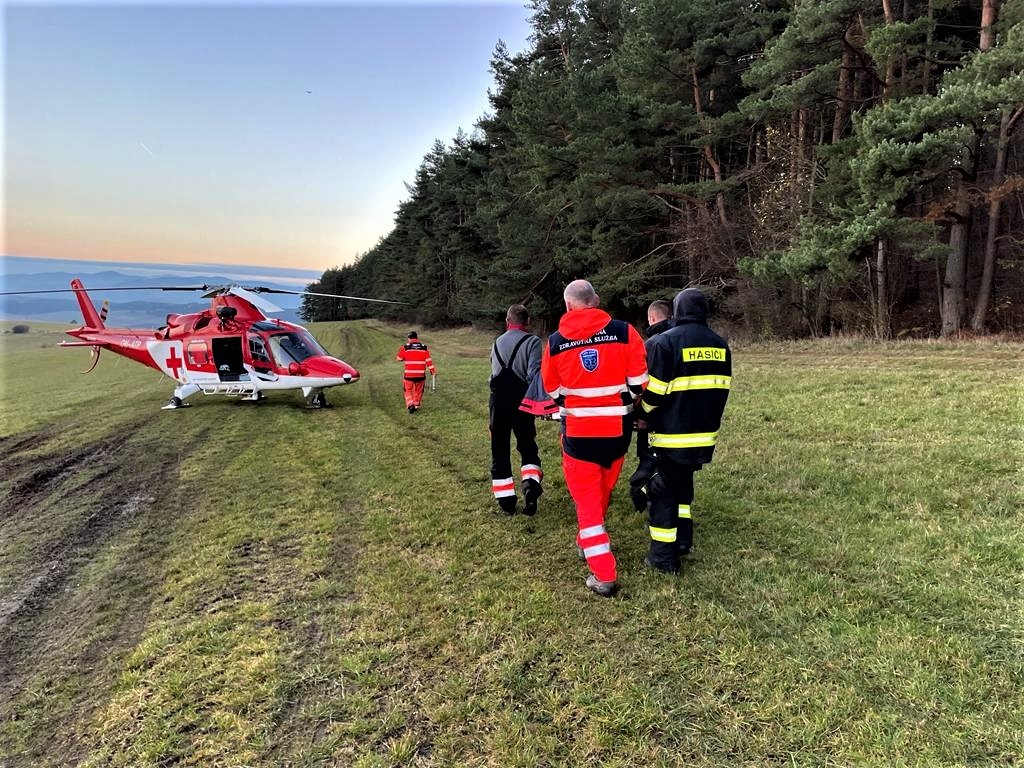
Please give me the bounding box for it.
[682,346,726,362]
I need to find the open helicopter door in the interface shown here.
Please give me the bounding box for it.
[211,337,247,382]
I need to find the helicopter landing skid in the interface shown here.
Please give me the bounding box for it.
[161,396,192,410]
[163,383,200,410]
[305,389,332,409]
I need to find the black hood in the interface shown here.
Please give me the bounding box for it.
[673,288,709,324]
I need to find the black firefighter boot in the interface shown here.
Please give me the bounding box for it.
[522,479,543,516]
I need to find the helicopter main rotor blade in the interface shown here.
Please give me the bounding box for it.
[226,286,282,314]
[247,287,408,305]
[0,285,211,296]
[1,282,406,307]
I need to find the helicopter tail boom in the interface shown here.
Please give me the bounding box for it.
[70,278,105,329]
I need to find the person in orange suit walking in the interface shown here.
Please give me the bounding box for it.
[396,331,436,413]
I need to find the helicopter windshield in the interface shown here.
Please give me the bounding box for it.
[267,330,327,364]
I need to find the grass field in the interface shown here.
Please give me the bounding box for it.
[1,320,1022,767]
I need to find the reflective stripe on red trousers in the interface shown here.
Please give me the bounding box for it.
[563,453,624,583]
[403,379,425,407]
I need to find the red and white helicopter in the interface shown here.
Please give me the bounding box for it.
[4,278,400,409]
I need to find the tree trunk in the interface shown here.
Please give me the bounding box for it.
[881,0,896,99]
[940,1,998,336]
[691,64,729,227]
[980,0,1000,52]
[833,35,855,143]
[684,205,698,284]
[941,178,972,337]
[922,0,933,94]
[971,105,1022,331]
[796,108,807,188]
[815,284,829,336]
[875,238,891,339]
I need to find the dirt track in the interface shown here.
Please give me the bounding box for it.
[0,416,209,765]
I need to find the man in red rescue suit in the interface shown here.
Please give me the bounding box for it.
[396,331,436,413]
[637,288,731,574]
[489,304,544,516]
[541,279,648,597]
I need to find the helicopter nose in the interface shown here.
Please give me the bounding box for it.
[303,356,360,382]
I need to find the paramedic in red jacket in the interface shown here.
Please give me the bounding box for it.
[541,280,648,597]
[396,331,436,413]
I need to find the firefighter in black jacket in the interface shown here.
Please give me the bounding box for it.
[637,288,731,574]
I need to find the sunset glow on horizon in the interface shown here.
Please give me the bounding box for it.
[5,2,533,274]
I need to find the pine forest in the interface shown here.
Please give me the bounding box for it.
[300,0,1024,339]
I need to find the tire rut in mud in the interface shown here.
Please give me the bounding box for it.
[0,416,211,764]
[0,417,186,632]
[1,432,127,520]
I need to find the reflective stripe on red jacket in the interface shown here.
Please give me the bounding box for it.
[541,308,648,439]
[397,342,436,381]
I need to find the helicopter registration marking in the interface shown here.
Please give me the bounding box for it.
[120,336,144,348]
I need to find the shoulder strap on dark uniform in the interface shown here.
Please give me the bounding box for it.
[494,334,530,371]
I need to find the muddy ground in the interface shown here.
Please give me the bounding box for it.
[0,416,208,766]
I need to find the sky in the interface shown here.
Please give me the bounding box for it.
[3,0,534,274]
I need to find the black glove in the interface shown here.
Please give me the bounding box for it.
[629,484,648,512]
[628,463,654,512]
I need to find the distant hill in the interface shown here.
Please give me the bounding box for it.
[0,256,323,326]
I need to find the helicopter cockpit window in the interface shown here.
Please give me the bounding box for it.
[267,330,326,364]
[248,335,271,365]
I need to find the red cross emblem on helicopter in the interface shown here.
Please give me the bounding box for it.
[165,346,184,379]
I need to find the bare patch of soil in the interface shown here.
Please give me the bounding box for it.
[0,417,210,766]
[2,433,127,517]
